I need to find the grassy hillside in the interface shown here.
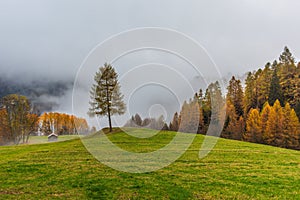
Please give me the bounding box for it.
[0,128,299,199]
[27,135,80,145]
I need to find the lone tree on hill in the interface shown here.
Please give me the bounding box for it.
[88,63,126,132]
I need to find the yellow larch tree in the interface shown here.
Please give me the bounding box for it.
[245,108,261,142]
[283,103,300,149]
[265,100,284,146]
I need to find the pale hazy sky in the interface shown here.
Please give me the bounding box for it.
[1,0,300,79]
[1,0,300,126]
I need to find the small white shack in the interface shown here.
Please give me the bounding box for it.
[48,133,58,142]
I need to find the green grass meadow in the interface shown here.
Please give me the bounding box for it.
[27,135,80,145]
[0,128,299,199]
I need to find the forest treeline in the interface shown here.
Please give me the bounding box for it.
[126,47,300,150]
[39,112,89,136]
[125,114,169,131]
[0,94,90,145]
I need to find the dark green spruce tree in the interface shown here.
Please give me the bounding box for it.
[243,72,256,115]
[268,68,284,106]
[88,63,126,132]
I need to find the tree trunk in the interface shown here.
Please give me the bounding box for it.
[106,78,112,132]
[108,110,112,132]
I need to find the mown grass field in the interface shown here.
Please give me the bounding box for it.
[27,135,80,145]
[0,128,299,199]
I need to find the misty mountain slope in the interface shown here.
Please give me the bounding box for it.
[0,76,73,112]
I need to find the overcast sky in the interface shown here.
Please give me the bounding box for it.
[1,0,300,78]
[1,0,300,126]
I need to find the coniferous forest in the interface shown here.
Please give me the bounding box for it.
[128,47,300,150]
